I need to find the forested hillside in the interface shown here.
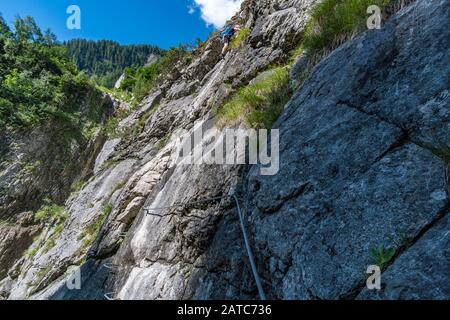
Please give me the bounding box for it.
[65,39,163,88]
[0,15,107,132]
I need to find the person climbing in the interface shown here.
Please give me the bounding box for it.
[221,24,241,57]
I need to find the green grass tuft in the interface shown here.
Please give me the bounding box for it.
[42,216,68,254]
[70,179,86,193]
[230,27,251,50]
[34,199,68,223]
[26,247,39,259]
[31,266,52,288]
[77,204,112,250]
[303,0,392,57]
[29,199,70,255]
[216,66,291,129]
[24,160,43,175]
[156,135,170,150]
[112,181,126,193]
[0,219,15,227]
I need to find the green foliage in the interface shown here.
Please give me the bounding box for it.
[77,204,112,249]
[230,27,251,49]
[32,265,52,287]
[121,63,161,102]
[70,179,86,192]
[42,217,67,253]
[0,14,12,38]
[303,0,391,56]
[102,105,133,138]
[43,238,56,253]
[24,160,42,174]
[0,16,106,131]
[97,45,190,137]
[26,246,39,259]
[0,219,15,227]
[65,39,163,88]
[112,181,126,193]
[34,198,68,223]
[26,202,69,257]
[216,66,291,129]
[121,45,191,103]
[103,203,113,215]
[156,135,169,150]
[370,245,396,269]
[25,233,44,259]
[99,159,121,170]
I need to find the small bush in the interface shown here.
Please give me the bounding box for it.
[216,66,291,128]
[42,216,68,253]
[43,238,56,253]
[0,219,14,227]
[102,106,134,138]
[31,202,70,254]
[24,160,43,174]
[156,135,169,150]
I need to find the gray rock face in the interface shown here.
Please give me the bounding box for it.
[0,0,448,300]
[358,212,450,300]
[243,0,450,299]
[0,96,111,281]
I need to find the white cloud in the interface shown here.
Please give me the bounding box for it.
[191,0,244,28]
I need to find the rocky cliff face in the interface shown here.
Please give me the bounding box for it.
[0,0,448,300]
[0,92,114,289]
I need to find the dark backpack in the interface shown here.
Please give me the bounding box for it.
[221,25,235,39]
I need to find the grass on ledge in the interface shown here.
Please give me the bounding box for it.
[231,27,251,50]
[77,204,113,250]
[216,66,291,129]
[34,199,68,224]
[303,0,392,58]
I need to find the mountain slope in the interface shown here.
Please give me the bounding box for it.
[0,0,448,300]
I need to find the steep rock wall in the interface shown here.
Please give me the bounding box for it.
[0,93,114,286]
[0,0,448,300]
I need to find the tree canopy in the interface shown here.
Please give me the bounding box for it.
[0,15,105,131]
[64,39,163,88]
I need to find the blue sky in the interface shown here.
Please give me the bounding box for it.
[0,0,243,48]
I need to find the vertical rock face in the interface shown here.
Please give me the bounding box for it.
[0,93,114,285]
[0,0,448,300]
[244,0,450,299]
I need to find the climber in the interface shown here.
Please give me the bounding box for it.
[221,24,241,57]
